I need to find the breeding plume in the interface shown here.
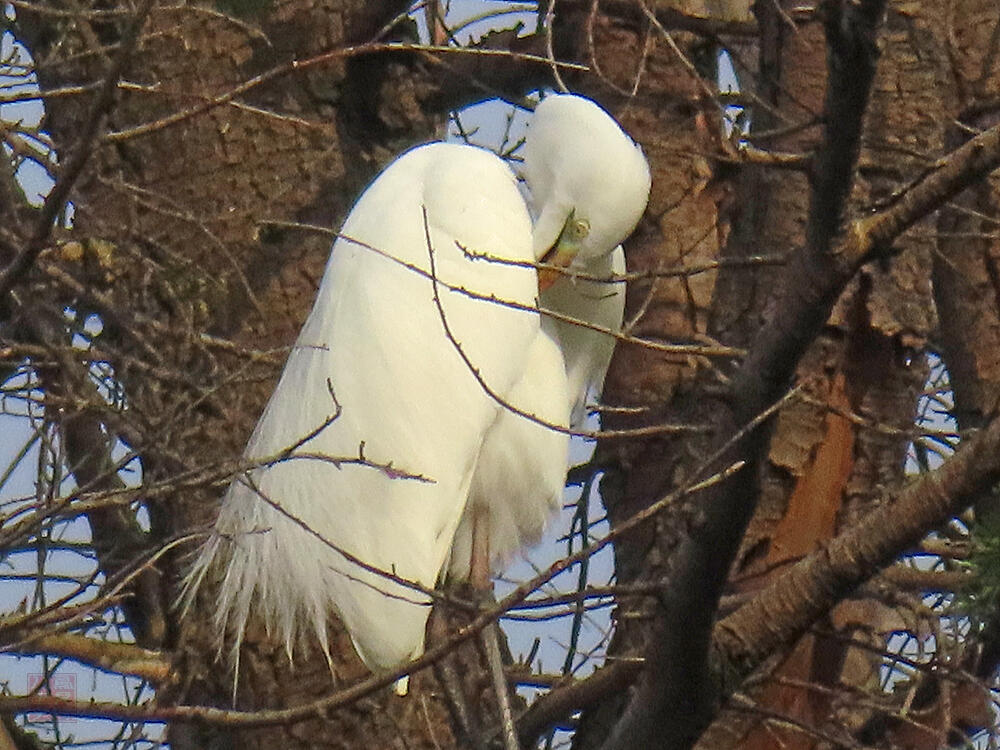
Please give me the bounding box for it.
[183,94,650,679]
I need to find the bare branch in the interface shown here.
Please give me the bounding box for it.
[7,633,171,684]
[714,409,1000,673]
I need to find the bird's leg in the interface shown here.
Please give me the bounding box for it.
[470,505,491,591]
[428,606,486,750]
[471,508,519,750]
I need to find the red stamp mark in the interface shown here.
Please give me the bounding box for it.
[26,673,77,723]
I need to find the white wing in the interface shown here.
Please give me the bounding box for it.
[186,143,543,671]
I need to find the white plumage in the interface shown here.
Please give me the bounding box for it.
[183,94,650,679]
[527,95,649,426]
[540,247,627,427]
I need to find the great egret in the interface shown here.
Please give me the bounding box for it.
[183,93,650,685]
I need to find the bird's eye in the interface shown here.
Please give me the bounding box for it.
[570,218,590,241]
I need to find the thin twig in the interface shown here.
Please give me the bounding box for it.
[103,43,587,144]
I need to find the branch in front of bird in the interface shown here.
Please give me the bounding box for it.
[458,241,786,286]
[258,219,747,359]
[418,208,714,445]
[0,454,745,728]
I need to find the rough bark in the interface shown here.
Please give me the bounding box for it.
[932,0,1000,692]
[704,1,946,746]
[571,1,734,745]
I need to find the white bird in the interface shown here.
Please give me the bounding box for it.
[183,94,650,684]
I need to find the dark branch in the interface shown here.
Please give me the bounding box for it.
[600,3,892,748]
[606,13,1000,750]
[517,661,643,748]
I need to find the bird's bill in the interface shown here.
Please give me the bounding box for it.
[537,213,589,291]
[537,244,579,290]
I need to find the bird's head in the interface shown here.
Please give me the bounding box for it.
[521,94,651,290]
